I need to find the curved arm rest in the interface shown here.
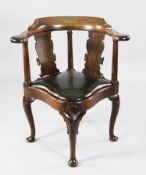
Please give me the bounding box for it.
[104,28,130,41]
[10,31,28,43]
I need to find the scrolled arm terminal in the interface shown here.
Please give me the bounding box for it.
[10,31,28,43]
[104,28,130,41]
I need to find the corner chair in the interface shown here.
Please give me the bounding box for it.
[11,16,130,167]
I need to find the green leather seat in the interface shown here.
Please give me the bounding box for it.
[32,71,112,102]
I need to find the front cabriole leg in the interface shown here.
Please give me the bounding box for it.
[23,96,35,142]
[109,94,120,141]
[60,104,86,167]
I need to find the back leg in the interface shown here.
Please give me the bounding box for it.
[109,94,120,142]
[23,96,35,142]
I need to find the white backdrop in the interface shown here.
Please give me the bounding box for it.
[0,0,146,175]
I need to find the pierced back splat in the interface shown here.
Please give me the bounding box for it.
[35,32,59,77]
[83,31,105,77]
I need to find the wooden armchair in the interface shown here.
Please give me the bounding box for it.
[11,16,130,167]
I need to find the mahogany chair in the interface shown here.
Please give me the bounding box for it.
[11,16,130,167]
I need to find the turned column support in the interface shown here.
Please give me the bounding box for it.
[111,40,118,81]
[22,42,31,83]
[67,30,74,71]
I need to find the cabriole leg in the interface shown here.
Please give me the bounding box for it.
[109,94,120,142]
[23,96,35,142]
[60,105,86,167]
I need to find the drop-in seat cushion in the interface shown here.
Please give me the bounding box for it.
[32,71,112,101]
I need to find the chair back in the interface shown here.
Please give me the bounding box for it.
[28,16,111,77]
